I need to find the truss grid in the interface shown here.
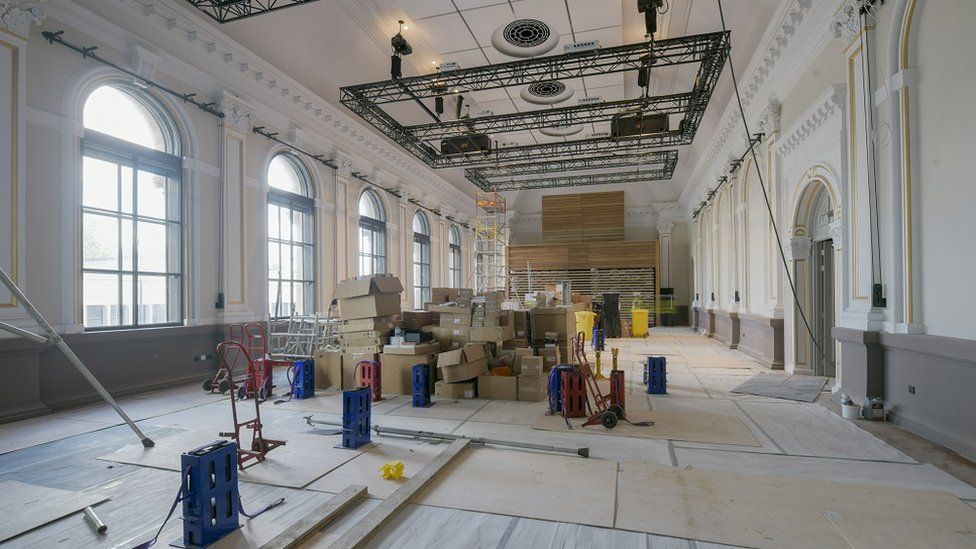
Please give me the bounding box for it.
[465,150,679,190]
[481,158,679,192]
[184,0,321,23]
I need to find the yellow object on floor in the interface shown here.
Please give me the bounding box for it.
[575,311,596,338]
[631,309,649,337]
[380,460,404,481]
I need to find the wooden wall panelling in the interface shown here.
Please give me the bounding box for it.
[580,192,625,242]
[541,195,582,243]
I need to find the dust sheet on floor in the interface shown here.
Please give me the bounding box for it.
[615,460,976,549]
[731,373,829,402]
[0,481,110,543]
[98,428,368,488]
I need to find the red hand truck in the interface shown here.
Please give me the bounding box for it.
[231,323,273,401]
[216,340,286,469]
[573,331,624,429]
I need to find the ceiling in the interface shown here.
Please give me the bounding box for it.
[203,0,782,207]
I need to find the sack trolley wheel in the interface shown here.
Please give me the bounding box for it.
[218,379,230,394]
[609,404,624,420]
[237,385,248,400]
[202,378,214,392]
[600,411,618,429]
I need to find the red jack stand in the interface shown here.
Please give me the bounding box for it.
[355,360,383,402]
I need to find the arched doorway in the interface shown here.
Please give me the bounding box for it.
[788,177,840,377]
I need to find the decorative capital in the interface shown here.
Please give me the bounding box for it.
[219,92,254,133]
[0,0,45,38]
[656,221,674,237]
[830,0,868,44]
[756,100,781,135]
[334,152,353,178]
[828,220,843,250]
[129,44,160,80]
[785,236,813,261]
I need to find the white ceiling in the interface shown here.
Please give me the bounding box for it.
[205,0,783,207]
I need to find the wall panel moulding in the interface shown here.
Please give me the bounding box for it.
[340,32,729,169]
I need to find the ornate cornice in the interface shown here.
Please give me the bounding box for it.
[830,0,868,44]
[0,0,45,37]
[219,92,254,133]
[775,84,846,156]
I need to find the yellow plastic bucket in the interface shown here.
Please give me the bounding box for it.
[575,311,596,339]
[631,309,649,337]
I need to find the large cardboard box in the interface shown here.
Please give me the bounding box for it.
[520,356,544,378]
[469,325,514,342]
[336,274,403,299]
[340,293,401,320]
[400,310,434,330]
[537,347,561,372]
[430,287,461,305]
[313,350,342,389]
[382,342,440,355]
[438,343,489,383]
[435,380,476,399]
[530,307,575,340]
[428,304,471,314]
[380,352,436,394]
[438,308,473,328]
[342,352,378,389]
[340,318,400,333]
[517,375,546,402]
[477,375,518,400]
[513,348,534,373]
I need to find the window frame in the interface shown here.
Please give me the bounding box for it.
[449,225,462,289]
[80,87,184,332]
[358,189,387,276]
[412,211,432,306]
[267,153,316,319]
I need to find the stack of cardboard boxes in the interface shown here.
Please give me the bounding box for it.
[336,274,403,388]
[531,306,575,367]
[435,342,488,399]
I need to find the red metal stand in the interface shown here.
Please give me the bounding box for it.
[560,370,588,418]
[610,370,626,413]
[216,340,285,469]
[355,360,383,402]
[573,331,623,429]
[229,323,272,401]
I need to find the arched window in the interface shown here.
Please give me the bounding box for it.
[413,212,431,306]
[267,153,315,318]
[449,225,462,289]
[81,84,183,329]
[358,189,386,275]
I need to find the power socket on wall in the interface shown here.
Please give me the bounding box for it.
[908,385,916,395]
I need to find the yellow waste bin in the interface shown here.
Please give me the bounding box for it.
[575,311,596,339]
[631,309,649,337]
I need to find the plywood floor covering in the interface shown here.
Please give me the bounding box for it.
[2,328,975,549]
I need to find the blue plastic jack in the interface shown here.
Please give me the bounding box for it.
[341,387,371,449]
[292,359,315,400]
[645,356,668,395]
[411,364,433,408]
[181,440,240,548]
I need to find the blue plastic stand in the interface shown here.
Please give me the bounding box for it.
[292,359,315,400]
[181,440,240,548]
[411,364,433,407]
[646,356,667,394]
[341,387,371,449]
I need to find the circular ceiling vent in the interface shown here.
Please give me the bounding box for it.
[539,124,584,137]
[520,80,574,105]
[491,19,559,57]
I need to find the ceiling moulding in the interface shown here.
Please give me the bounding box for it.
[680,0,822,212]
[49,0,472,208]
[775,84,846,156]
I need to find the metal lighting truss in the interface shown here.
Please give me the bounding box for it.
[465,150,678,190]
[184,0,321,23]
[487,168,677,191]
[339,31,730,170]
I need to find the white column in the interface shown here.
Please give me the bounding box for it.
[217,93,255,322]
[0,3,43,321]
[334,153,353,283]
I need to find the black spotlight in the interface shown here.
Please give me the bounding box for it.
[435,96,445,116]
[391,20,412,56]
[637,0,664,36]
[391,55,402,79]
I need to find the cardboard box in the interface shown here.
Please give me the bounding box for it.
[340,293,401,320]
[537,347,561,372]
[438,343,489,383]
[520,356,544,378]
[477,375,518,401]
[438,310,472,328]
[340,318,400,333]
[530,307,575,340]
[469,325,514,342]
[382,342,440,355]
[313,350,342,389]
[517,375,546,402]
[513,348,534,373]
[400,310,434,330]
[435,380,476,399]
[428,304,472,315]
[448,326,471,342]
[336,274,403,299]
[380,352,436,394]
[430,287,461,305]
[342,352,378,389]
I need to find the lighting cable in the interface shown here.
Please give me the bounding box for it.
[715,0,835,369]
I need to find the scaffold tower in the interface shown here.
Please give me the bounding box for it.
[474,192,507,294]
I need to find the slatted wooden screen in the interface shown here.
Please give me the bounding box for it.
[509,267,656,325]
[542,191,624,243]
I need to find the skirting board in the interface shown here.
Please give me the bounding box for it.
[532,408,761,447]
[0,481,109,543]
[615,461,976,549]
[99,429,369,489]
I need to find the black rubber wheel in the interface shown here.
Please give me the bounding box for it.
[218,379,230,394]
[252,438,269,453]
[237,385,248,400]
[601,411,618,429]
[202,378,213,392]
[609,404,625,420]
[258,386,268,402]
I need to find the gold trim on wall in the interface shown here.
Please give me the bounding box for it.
[847,43,869,301]
[1,37,19,307]
[900,0,917,324]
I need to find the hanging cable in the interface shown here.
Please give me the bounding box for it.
[42,30,225,119]
[714,0,836,369]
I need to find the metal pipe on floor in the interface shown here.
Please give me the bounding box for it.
[304,416,589,458]
[83,506,108,535]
